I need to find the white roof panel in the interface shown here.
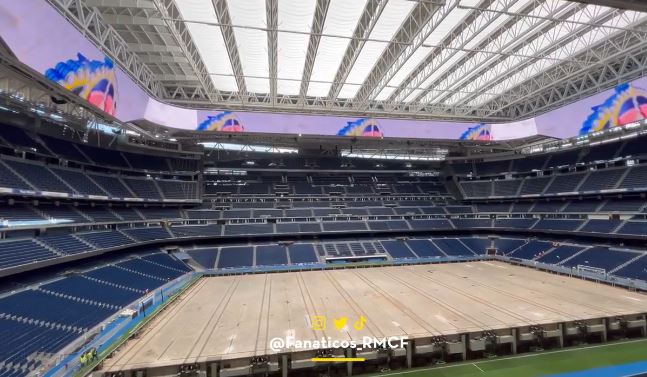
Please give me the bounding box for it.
[385,46,431,89]
[309,36,350,95]
[368,0,415,41]
[125,0,647,119]
[277,0,317,94]
[322,0,367,37]
[343,41,388,97]
[228,0,269,92]
[175,0,237,91]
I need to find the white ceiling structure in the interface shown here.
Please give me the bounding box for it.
[47,0,647,121]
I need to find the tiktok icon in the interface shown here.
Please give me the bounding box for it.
[354,316,366,330]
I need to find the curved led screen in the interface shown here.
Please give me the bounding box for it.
[0,0,645,140]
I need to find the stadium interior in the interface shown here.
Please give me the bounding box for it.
[2,0,647,377]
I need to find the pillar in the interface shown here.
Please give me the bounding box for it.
[281,355,288,377]
[461,334,467,361]
[558,323,564,348]
[346,348,353,376]
[602,319,608,342]
[511,329,517,355]
[406,340,413,368]
[643,314,647,337]
[209,363,218,377]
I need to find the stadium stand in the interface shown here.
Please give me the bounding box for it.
[6,2,647,376]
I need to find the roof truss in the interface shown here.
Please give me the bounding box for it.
[45,0,647,122]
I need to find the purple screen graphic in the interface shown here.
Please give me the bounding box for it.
[0,0,644,140]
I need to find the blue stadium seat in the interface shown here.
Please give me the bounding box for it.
[404,239,445,258]
[0,239,58,269]
[40,275,140,307]
[432,239,475,256]
[217,246,254,268]
[255,245,288,266]
[536,245,585,265]
[613,255,647,281]
[287,244,319,264]
[121,227,172,242]
[561,247,638,272]
[508,240,553,259]
[381,240,416,259]
[77,231,133,249]
[187,248,219,269]
[459,238,491,254]
[40,234,93,255]
[494,238,526,254]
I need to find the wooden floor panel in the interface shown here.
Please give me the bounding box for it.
[102,262,647,370]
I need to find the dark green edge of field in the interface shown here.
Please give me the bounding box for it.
[368,338,647,377]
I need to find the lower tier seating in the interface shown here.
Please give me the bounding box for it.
[0,252,191,374]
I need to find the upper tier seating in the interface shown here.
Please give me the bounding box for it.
[579,169,625,191]
[619,165,647,189]
[459,164,647,199]
[88,174,134,198]
[40,134,89,162]
[0,239,58,269]
[76,144,129,168]
[519,177,552,195]
[123,178,162,199]
[39,234,92,255]
[544,173,584,194]
[493,180,521,196]
[532,219,583,231]
[0,161,33,190]
[1,126,44,151]
[617,221,647,235]
[4,160,70,193]
[461,181,492,198]
[475,160,512,176]
[493,218,538,229]
[0,204,44,222]
[51,168,107,196]
[510,155,546,172]
[77,231,133,249]
[580,219,622,233]
[121,227,172,242]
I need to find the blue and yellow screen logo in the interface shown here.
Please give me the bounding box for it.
[196,111,245,132]
[337,118,383,137]
[45,53,117,116]
[579,83,647,135]
[460,123,492,141]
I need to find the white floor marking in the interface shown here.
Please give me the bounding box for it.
[472,363,485,373]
